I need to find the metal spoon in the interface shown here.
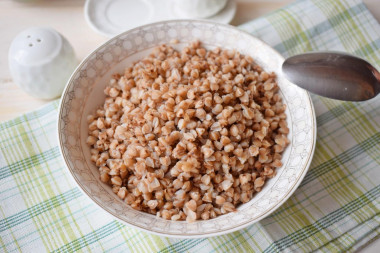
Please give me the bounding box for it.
[282,52,380,101]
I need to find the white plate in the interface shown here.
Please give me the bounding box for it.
[58,20,316,238]
[85,0,237,37]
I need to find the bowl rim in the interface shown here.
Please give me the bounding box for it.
[57,19,317,238]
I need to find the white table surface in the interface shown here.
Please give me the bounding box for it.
[0,0,379,251]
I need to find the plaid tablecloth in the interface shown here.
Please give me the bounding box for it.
[1,0,379,252]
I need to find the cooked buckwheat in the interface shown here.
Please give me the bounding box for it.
[87,41,289,222]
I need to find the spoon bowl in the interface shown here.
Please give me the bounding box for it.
[282,52,380,101]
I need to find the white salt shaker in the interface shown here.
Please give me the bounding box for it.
[8,27,77,99]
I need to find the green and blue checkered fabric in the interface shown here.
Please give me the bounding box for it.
[1,0,379,252]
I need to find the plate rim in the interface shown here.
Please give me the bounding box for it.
[84,0,237,38]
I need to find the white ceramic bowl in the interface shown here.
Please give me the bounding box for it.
[58,20,316,238]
